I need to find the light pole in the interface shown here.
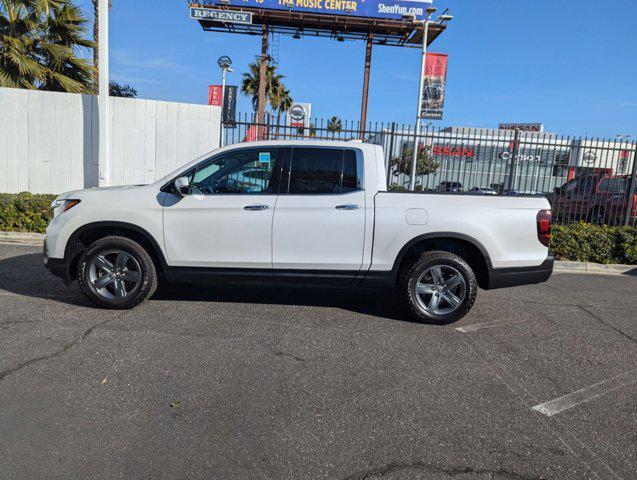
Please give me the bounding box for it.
[97,0,110,187]
[217,55,233,147]
[409,8,453,190]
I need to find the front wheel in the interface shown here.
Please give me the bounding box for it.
[77,236,157,309]
[399,250,478,324]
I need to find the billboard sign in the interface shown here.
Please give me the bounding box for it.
[419,53,447,120]
[222,86,238,126]
[190,7,253,24]
[201,0,434,21]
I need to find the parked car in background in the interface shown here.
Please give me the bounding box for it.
[435,181,464,192]
[469,187,498,195]
[503,190,545,196]
[44,141,553,323]
[547,173,636,225]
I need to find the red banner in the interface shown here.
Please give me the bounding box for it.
[420,53,448,120]
[208,85,222,106]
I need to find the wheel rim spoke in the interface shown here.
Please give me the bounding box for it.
[442,291,461,308]
[114,279,127,298]
[93,275,114,289]
[430,266,443,284]
[115,251,131,270]
[428,293,442,313]
[416,283,435,295]
[94,255,114,273]
[120,269,140,282]
[444,274,462,291]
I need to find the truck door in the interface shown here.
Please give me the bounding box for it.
[272,147,366,283]
[162,147,283,271]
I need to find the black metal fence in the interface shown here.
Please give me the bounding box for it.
[222,113,637,227]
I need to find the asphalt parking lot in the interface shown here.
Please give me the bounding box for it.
[0,242,635,480]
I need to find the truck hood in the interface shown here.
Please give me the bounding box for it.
[56,184,147,200]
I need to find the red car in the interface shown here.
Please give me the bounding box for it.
[548,173,636,225]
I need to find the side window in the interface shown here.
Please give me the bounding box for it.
[190,148,280,195]
[599,178,626,193]
[288,148,363,194]
[573,176,594,194]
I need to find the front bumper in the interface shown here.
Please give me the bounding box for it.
[43,238,73,284]
[487,256,554,289]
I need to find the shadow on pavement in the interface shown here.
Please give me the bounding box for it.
[0,252,409,321]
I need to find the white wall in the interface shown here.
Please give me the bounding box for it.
[0,87,221,194]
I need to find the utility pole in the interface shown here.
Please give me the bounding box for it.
[359,32,374,140]
[217,56,233,147]
[97,0,109,187]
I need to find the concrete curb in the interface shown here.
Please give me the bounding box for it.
[555,260,637,276]
[0,231,45,244]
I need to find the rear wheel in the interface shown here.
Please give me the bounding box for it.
[588,207,606,225]
[77,236,157,309]
[399,250,478,324]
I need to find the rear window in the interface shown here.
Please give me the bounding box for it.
[288,148,362,194]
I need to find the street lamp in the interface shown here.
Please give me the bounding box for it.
[409,8,453,190]
[217,55,233,147]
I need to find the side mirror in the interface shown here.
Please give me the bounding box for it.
[174,176,190,196]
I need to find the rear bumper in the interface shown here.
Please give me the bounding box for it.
[487,256,554,289]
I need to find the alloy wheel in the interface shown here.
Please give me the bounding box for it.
[87,249,142,300]
[414,265,467,315]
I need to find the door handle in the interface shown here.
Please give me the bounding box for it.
[335,204,360,210]
[244,204,270,211]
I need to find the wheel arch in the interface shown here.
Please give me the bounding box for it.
[391,232,493,290]
[64,221,171,282]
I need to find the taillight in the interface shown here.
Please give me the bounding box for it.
[537,210,552,247]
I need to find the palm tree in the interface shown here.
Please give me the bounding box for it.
[0,0,93,93]
[241,59,288,113]
[39,0,93,92]
[92,0,111,93]
[327,116,342,133]
[0,0,45,88]
[270,83,292,136]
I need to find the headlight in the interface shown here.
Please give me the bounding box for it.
[51,199,81,216]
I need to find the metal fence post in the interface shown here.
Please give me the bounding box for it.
[386,122,396,189]
[624,142,637,226]
[506,129,520,192]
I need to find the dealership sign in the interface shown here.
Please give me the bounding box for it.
[287,102,312,128]
[199,0,434,21]
[498,123,544,132]
[190,8,253,24]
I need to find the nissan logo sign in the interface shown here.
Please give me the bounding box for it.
[289,104,307,121]
[583,151,597,165]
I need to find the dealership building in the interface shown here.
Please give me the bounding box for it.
[371,125,635,192]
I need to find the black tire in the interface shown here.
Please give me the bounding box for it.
[399,250,478,324]
[77,236,157,309]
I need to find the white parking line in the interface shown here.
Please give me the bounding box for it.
[455,318,533,333]
[531,370,637,417]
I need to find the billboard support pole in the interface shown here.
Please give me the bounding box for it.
[409,16,431,191]
[257,24,268,140]
[359,31,374,140]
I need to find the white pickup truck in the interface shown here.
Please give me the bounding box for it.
[44,140,553,323]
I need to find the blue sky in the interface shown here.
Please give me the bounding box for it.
[80,0,637,138]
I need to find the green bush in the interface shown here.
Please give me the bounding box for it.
[550,222,637,265]
[0,192,56,234]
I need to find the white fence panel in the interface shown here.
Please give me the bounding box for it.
[0,87,221,194]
